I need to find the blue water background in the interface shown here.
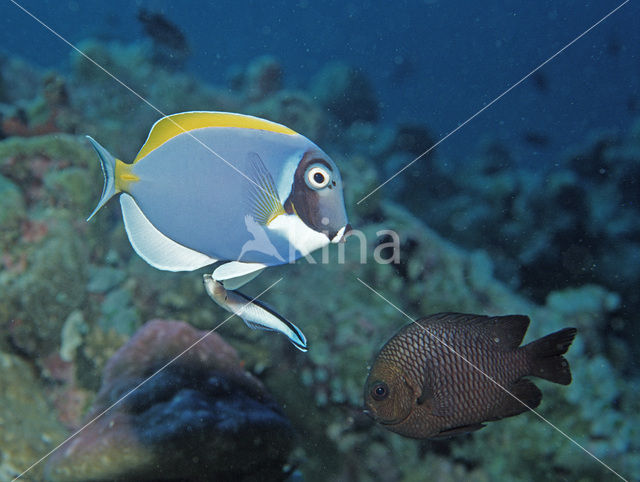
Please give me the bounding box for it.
[2,0,639,166]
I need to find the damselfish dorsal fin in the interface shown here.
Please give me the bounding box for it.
[120,193,217,271]
[134,111,298,162]
[479,314,530,350]
[420,313,530,350]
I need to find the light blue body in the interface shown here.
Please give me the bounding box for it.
[129,127,320,265]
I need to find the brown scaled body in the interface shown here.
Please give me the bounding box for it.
[364,313,576,439]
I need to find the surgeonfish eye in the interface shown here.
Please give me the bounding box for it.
[305,164,331,190]
[371,381,389,401]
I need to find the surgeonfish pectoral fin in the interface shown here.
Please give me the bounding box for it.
[245,152,285,225]
[86,136,118,221]
[203,274,308,352]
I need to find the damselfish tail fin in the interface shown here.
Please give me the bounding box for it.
[526,327,577,385]
[86,136,118,221]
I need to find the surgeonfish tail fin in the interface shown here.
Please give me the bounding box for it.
[86,135,118,222]
[526,327,577,385]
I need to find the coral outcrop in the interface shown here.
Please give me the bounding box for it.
[0,40,637,481]
[45,320,294,481]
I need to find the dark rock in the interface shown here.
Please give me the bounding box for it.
[45,320,294,481]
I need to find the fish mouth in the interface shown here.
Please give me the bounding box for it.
[362,406,409,426]
[330,223,352,244]
[378,413,411,426]
[363,404,411,426]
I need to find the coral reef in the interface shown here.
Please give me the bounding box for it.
[248,90,326,141]
[0,40,637,481]
[0,351,67,481]
[0,173,25,234]
[0,71,77,138]
[244,55,284,102]
[45,320,294,481]
[0,52,42,104]
[311,61,380,126]
[369,123,640,368]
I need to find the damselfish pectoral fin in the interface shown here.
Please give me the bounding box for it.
[203,275,307,352]
[421,367,454,417]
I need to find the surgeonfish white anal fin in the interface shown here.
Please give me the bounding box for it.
[203,274,308,352]
[120,194,217,272]
[246,152,285,225]
[212,261,268,286]
[86,136,117,221]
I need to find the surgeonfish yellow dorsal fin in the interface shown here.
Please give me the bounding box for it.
[134,111,298,162]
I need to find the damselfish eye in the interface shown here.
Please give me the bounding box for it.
[305,164,331,190]
[371,382,389,401]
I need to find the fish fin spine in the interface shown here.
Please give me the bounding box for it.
[245,152,286,225]
[525,327,577,385]
[418,313,530,350]
[86,136,119,221]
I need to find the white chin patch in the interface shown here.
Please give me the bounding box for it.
[331,225,347,244]
[268,214,329,257]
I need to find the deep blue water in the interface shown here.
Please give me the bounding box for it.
[2,0,639,164]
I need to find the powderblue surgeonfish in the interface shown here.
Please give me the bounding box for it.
[87,111,350,351]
